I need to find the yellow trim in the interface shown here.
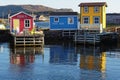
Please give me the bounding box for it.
[13,19,19,30]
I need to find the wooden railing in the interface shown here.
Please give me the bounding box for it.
[62,30,77,37]
[74,33,100,44]
[79,24,103,31]
[14,35,44,47]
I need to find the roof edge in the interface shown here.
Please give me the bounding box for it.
[9,11,33,18]
[78,2,107,7]
[50,12,78,15]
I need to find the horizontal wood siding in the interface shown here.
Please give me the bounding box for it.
[50,16,78,30]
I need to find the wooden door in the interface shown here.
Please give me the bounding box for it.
[13,19,20,33]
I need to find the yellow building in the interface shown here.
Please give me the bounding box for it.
[79,2,107,33]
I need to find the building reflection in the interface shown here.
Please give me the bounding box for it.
[0,45,4,53]
[49,45,77,65]
[10,47,44,65]
[80,52,106,72]
[76,45,106,80]
[77,45,106,72]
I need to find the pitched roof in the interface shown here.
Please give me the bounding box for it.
[79,2,107,7]
[9,11,33,18]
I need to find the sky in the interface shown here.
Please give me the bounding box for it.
[0,0,119,13]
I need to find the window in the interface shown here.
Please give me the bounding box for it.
[24,19,30,28]
[94,6,99,13]
[68,17,74,24]
[84,6,88,13]
[54,17,59,22]
[94,16,100,24]
[83,17,89,24]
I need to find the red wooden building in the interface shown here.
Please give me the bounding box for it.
[9,11,34,34]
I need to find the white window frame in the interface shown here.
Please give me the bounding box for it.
[24,19,30,28]
[84,6,89,13]
[83,17,89,24]
[54,17,59,22]
[94,6,99,13]
[68,17,74,24]
[94,16,100,24]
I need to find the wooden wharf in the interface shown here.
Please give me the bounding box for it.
[13,34,44,47]
[11,29,44,47]
[62,30,77,37]
[74,31,119,45]
[74,33,100,44]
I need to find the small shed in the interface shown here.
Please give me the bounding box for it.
[49,12,78,30]
[9,11,33,34]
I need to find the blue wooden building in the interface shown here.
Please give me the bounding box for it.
[49,12,78,30]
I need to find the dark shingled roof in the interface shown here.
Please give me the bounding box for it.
[107,13,120,15]
[50,12,78,15]
[79,2,107,7]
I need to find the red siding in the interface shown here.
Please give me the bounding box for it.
[10,12,33,33]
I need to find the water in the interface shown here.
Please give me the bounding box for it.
[0,42,120,80]
[35,22,49,29]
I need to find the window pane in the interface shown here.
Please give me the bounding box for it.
[94,6,99,13]
[68,17,74,24]
[84,6,88,13]
[83,17,89,24]
[54,18,59,22]
[94,17,100,24]
[25,20,30,28]
[28,24,30,27]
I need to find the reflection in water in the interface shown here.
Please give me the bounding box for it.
[80,52,106,72]
[1,42,120,80]
[76,45,106,80]
[0,45,4,53]
[10,47,44,65]
[79,46,106,72]
[49,45,77,65]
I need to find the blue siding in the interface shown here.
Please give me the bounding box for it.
[50,16,78,30]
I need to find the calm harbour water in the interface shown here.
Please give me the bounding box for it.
[35,22,49,29]
[0,42,120,80]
